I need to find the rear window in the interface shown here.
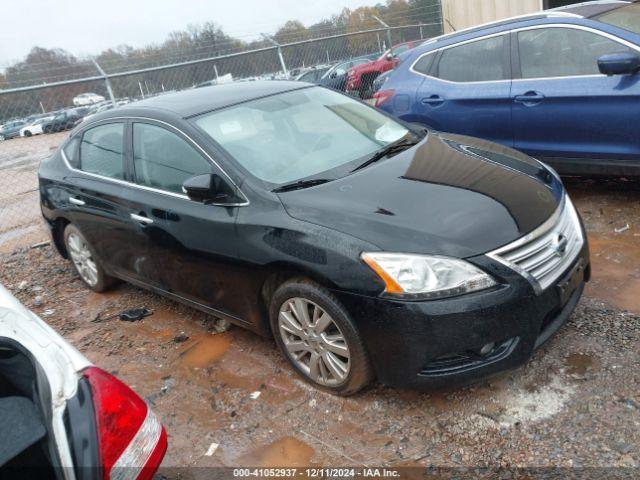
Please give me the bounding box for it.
[596,4,640,35]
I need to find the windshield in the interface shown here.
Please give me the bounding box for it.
[194,87,409,185]
[596,4,640,35]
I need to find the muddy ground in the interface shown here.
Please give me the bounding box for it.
[0,134,639,474]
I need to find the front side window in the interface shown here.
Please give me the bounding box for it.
[194,87,409,185]
[436,36,506,82]
[518,27,634,79]
[79,123,124,179]
[132,123,213,194]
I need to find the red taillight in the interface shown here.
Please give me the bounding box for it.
[373,89,395,107]
[84,367,167,480]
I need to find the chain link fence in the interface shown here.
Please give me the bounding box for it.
[0,7,442,252]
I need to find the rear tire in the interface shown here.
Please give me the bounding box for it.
[24,130,32,137]
[63,224,116,292]
[269,278,373,395]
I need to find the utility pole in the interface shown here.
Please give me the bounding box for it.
[419,23,424,39]
[213,64,219,81]
[261,34,288,78]
[91,59,116,106]
[373,16,392,52]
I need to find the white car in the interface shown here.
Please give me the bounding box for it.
[0,284,167,478]
[72,93,105,106]
[20,117,53,137]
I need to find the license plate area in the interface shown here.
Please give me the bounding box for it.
[557,257,585,305]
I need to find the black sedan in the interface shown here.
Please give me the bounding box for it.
[38,82,589,395]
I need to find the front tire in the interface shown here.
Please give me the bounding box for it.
[63,224,116,292]
[270,278,373,395]
[24,130,32,137]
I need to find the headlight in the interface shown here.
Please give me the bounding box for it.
[361,252,497,300]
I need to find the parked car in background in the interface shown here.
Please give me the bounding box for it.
[318,57,373,91]
[20,116,54,137]
[346,41,418,98]
[0,120,27,141]
[377,2,640,176]
[0,284,167,477]
[73,92,105,106]
[39,82,589,395]
[43,110,84,133]
[295,66,332,83]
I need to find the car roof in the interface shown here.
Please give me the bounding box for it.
[114,80,309,118]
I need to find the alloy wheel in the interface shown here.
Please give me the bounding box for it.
[67,232,99,286]
[278,297,350,386]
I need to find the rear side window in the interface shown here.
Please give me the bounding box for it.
[518,27,634,79]
[436,36,506,82]
[132,123,213,194]
[79,123,124,179]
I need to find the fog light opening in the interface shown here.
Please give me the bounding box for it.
[479,342,496,356]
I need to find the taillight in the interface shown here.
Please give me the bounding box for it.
[373,89,395,107]
[84,367,167,480]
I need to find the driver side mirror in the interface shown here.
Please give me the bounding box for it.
[385,53,394,61]
[330,72,338,79]
[598,52,640,76]
[182,173,242,205]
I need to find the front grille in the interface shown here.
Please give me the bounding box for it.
[488,196,584,294]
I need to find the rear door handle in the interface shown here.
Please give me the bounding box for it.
[514,91,545,104]
[69,197,85,206]
[421,95,444,106]
[130,213,153,225]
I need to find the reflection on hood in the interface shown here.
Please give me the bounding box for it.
[403,132,560,232]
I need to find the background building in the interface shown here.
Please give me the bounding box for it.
[441,0,581,33]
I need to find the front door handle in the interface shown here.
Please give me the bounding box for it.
[69,197,85,206]
[514,91,545,105]
[421,95,444,106]
[130,213,153,225]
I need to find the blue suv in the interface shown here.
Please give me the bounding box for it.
[377,1,640,176]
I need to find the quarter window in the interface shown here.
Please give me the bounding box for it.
[63,136,80,167]
[132,123,212,194]
[518,27,634,79]
[413,52,436,75]
[79,123,124,179]
[436,36,507,82]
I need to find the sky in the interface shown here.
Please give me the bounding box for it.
[0,0,374,66]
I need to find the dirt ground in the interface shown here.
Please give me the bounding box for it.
[0,134,639,475]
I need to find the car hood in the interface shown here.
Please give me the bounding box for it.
[279,132,564,258]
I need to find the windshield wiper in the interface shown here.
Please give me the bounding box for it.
[351,137,420,173]
[272,178,331,193]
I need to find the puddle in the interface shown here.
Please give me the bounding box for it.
[565,353,598,376]
[179,333,231,368]
[587,235,640,314]
[238,437,315,467]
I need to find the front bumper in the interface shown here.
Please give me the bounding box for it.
[333,244,589,390]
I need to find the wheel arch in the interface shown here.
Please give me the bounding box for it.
[257,261,340,337]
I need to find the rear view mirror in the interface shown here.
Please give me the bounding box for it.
[598,52,640,76]
[330,72,337,79]
[182,174,241,205]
